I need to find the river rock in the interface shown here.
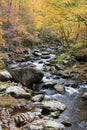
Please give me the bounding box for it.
[62,121,72,126]
[6,86,31,98]
[15,112,35,126]
[15,101,35,111]
[74,48,87,62]
[23,124,44,130]
[51,111,60,118]
[0,86,6,92]
[41,55,50,59]
[54,84,65,95]
[44,61,50,66]
[0,70,12,81]
[23,48,31,55]
[82,92,87,99]
[32,94,44,102]
[1,108,19,130]
[43,66,50,71]
[41,100,66,111]
[33,52,42,57]
[55,64,65,70]
[32,120,65,130]
[62,59,70,66]
[44,120,65,130]
[43,81,57,88]
[6,66,44,86]
[0,121,4,130]
[33,49,40,52]
[42,52,50,55]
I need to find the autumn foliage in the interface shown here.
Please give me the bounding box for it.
[0,0,87,48]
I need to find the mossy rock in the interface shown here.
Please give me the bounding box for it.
[73,48,87,61]
[0,96,19,108]
[0,81,12,88]
[0,60,5,69]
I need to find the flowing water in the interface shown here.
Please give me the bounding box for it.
[31,47,87,130]
[10,46,87,130]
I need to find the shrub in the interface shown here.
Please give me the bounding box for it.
[39,28,60,44]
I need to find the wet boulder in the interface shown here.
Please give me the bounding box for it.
[42,52,50,55]
[31,120,65,130]
[41,55,50,59]
[0,70,12,81]
[0,121,4,130]
[55,64,65,70]
[82,92,87,99]
[32,94,44,102]
[43,81,57,88]
[33,52,42,57]
[6,66,44,86]
[23,120,65,130]
[44,120,65,130]
[6,86,31,98]
[50,111,60,118]
[23,124,44,130]
[41,100,66,111]
[54,84,65,95]
[62,120,72,126]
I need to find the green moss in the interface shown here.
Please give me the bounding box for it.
[28,89,33,95]
[56,41,87,64]
[55,47,74,64]
[0,61,4,69]
[56,53,70,64]
[73,42,87,50]
[0,96,19,108]
[0,81,12,88]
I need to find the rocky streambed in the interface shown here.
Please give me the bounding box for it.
[0,45,87,130]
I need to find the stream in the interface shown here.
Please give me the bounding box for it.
[30,46,87,130]
[1,45,87,130]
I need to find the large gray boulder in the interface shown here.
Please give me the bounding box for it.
[7,66,44,86]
